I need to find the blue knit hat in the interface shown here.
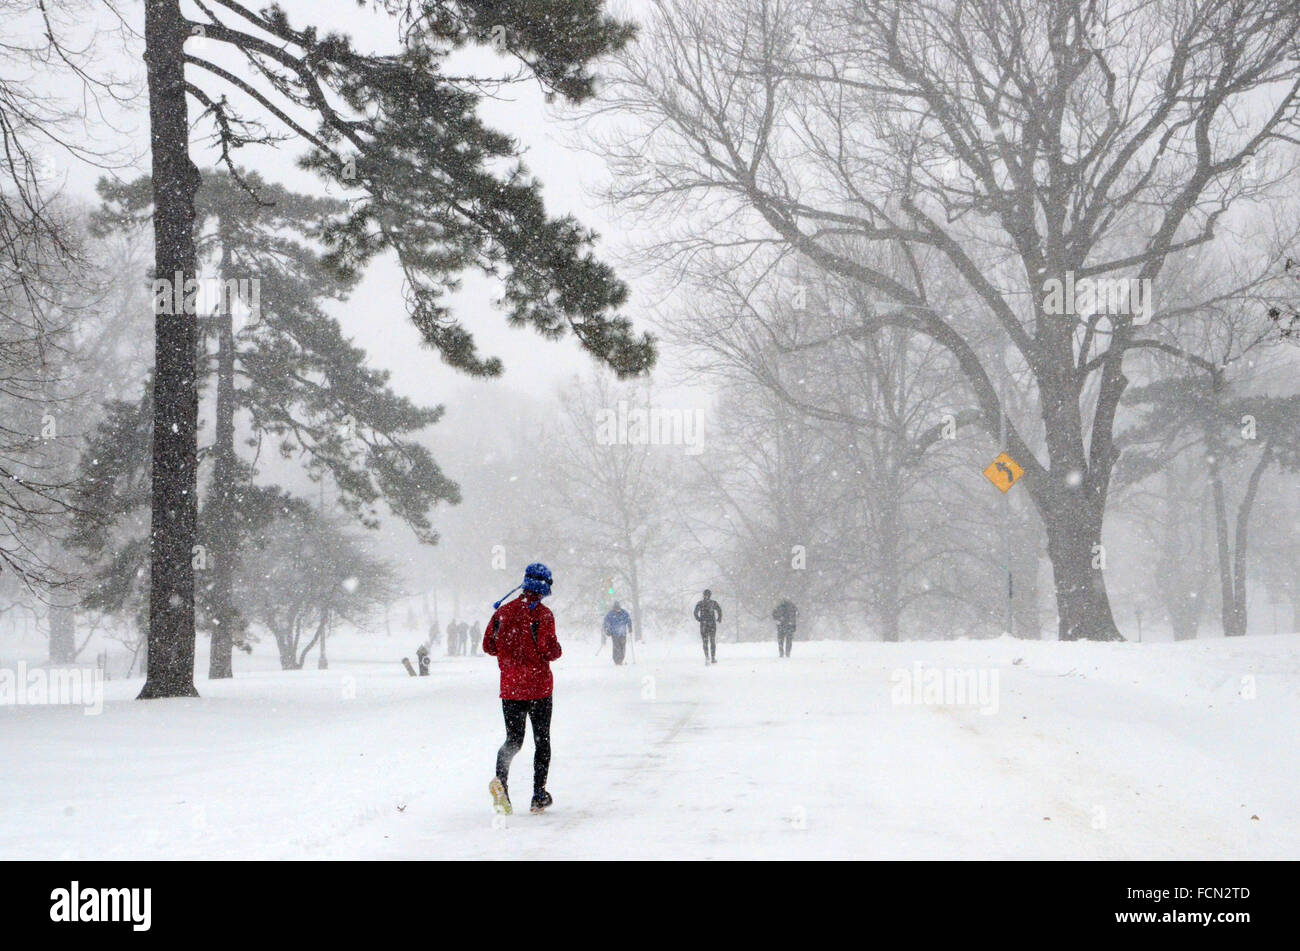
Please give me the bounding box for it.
[521,562,553,597]
[493,562,553,609]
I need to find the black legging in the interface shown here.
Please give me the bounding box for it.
[496,697,552,795]
[778,628,793,655]
[700,627,716,660]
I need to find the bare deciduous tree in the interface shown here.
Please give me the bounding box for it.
[593,0,1300,638]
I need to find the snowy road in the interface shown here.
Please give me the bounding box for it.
[2,635,1296,859]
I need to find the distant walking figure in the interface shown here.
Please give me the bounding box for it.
[693,589,722,664]
[772,600,798,657]
[603,601,632,665]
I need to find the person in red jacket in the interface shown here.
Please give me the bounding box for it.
[483,563,562,815]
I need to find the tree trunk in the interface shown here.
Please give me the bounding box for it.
[207,238,238,679]
[1226,441,1274,637]
[1228,539,1248,638]
[275,627,298,670]
[1208,459,1237,636]
[297,611,329,668]
[1040,499,1122,641]
[48,605,76,664]
[138,0,200,699]
[1032,370,1123,642]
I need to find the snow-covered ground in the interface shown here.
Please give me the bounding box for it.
[2,630,1297,859]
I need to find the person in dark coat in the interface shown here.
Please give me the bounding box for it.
[772,600,798,657]
[693,589,722,664]
[603,602,633,665]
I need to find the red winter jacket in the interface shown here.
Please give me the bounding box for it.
[482,595,562,700]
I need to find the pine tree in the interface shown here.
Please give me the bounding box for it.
[137,0,653,697]
[80,168,461,677]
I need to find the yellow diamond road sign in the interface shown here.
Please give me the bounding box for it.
[983,451,1024,493]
